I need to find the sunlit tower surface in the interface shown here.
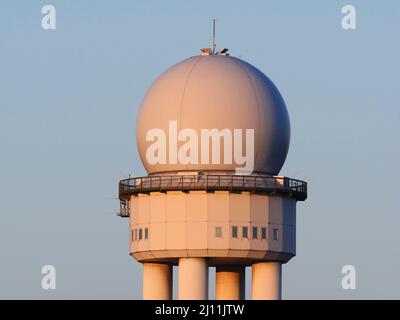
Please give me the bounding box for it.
[118,38,307,300]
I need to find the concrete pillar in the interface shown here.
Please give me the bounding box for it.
[252,262,282,300]
[178,258,208,300]
[143,263,172,300]
[216,266,245,300]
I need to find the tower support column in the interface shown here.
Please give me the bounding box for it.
[178,258,208,300]
[216,266,245,300]
[252,262,282,300]
[143,263,172,300]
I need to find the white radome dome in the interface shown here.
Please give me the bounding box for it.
[136,54,290,175]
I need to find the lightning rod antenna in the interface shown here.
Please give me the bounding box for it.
[212,19,216,54]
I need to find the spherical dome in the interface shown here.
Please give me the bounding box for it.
[136,54,290,175]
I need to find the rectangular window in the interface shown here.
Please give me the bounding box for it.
[232,226,238,238]
[215,227,222,238]
[261,227,267,240]
[273,228,279,241]
[242,227,248,238]
[145,228,148,240]
[139,228,143,240]
[252,227,258,239]
[131,229,134,241]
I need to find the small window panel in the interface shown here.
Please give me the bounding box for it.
[261,227,267,240]
[242,227,248,238]
[252,227,258,239]
[232,226,238,238]
[273,228,279,241]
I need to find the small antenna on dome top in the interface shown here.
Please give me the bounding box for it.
[212,19,216,54]
[200,19,229,56]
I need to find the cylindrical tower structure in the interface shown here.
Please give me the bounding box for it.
[142,263,172,300]
[178,258,208,300]
[216,266,245,300]
[252,262,282,300]
[118,47,307,300]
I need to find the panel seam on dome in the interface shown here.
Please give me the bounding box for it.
[237,62,262,173]
[178,56,202,171]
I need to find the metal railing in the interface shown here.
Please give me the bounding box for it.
[119,174,307,201]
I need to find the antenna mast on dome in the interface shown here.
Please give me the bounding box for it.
[200,19,229,56]
[212,19,216,54]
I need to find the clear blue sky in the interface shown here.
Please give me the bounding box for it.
[0,0,399,299]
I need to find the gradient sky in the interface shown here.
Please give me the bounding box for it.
[0,0,399,299]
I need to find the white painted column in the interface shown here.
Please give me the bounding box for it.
[143,263,172,300]
[216,266,245,300]
[252,262,282,300]
[178,258,208,300]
